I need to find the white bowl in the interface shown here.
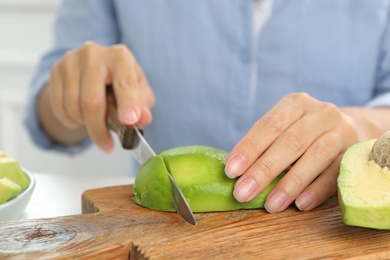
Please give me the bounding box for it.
[0,168,35,221]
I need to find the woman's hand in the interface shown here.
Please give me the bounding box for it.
[39,42,155,152]
[225,92,386,213]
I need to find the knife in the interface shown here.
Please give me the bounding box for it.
[106,88,197,225]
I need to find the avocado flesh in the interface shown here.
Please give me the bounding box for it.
[134,146,282,213]
[133,155,173,211]
[0,157,29,190]
[0,178,22,204]
[338,139,390,230]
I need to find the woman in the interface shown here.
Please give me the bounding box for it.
[25,0,390,213]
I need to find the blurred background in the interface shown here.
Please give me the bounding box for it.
[0,0,130,177]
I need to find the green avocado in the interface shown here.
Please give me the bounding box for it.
[134,145,283,213]
[0,177,22,204]
[0,157,29,190]
[338,139,390,230]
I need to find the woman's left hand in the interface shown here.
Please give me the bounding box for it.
[224,92,379,213]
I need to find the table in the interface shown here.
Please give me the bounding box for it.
[2,172,390,258]
[18,172,134,220]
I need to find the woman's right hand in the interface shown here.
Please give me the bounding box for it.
[39,42,155,152]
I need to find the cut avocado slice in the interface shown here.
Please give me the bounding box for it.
[0,177,22,204]
[134,155,173,211]
[338,139,390,230]
[0,157,29,190]
[134,145,283,213]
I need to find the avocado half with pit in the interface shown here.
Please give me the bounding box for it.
[133,146,283,212]
[338,138,390,230]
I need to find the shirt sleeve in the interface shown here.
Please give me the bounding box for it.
[366,10,390,108]
[24,0,119,154]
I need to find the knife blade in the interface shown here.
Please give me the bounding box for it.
[106,88,197,225]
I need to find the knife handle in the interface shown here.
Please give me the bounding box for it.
[106,87,137,149]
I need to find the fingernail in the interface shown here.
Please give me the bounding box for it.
[225,154,246,178]
[122,108,138,125]
[264,190,287,213]
[233,178,257,202]
[295,193,315,211]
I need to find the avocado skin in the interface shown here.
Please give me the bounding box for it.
[338,139,390,230]
[134,146,282,213]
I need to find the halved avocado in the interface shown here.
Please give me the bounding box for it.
[134,145,282,213]
[338,139,390,230]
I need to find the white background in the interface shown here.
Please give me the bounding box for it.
[0,0,132,177]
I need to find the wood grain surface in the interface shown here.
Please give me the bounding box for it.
[0,184,389,259]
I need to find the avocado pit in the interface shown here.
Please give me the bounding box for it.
[369,130,390,168]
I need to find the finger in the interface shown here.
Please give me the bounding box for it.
[294,154,342,211]
[80,43,114,152]
[135,62,155,109]
[134,63,155,127]
[138,105,153,127]
[232,113,324,203]
[108,44,141,126]
[264,131,343,213]
[232,97,339,203]
[135,63,154,127]
[225,93,312,179]
[61,50,83,125]
[49,63,79,128]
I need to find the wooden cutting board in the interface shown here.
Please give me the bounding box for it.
[0,184,390,259]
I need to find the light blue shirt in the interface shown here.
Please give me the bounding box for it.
[25,0,390,160]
